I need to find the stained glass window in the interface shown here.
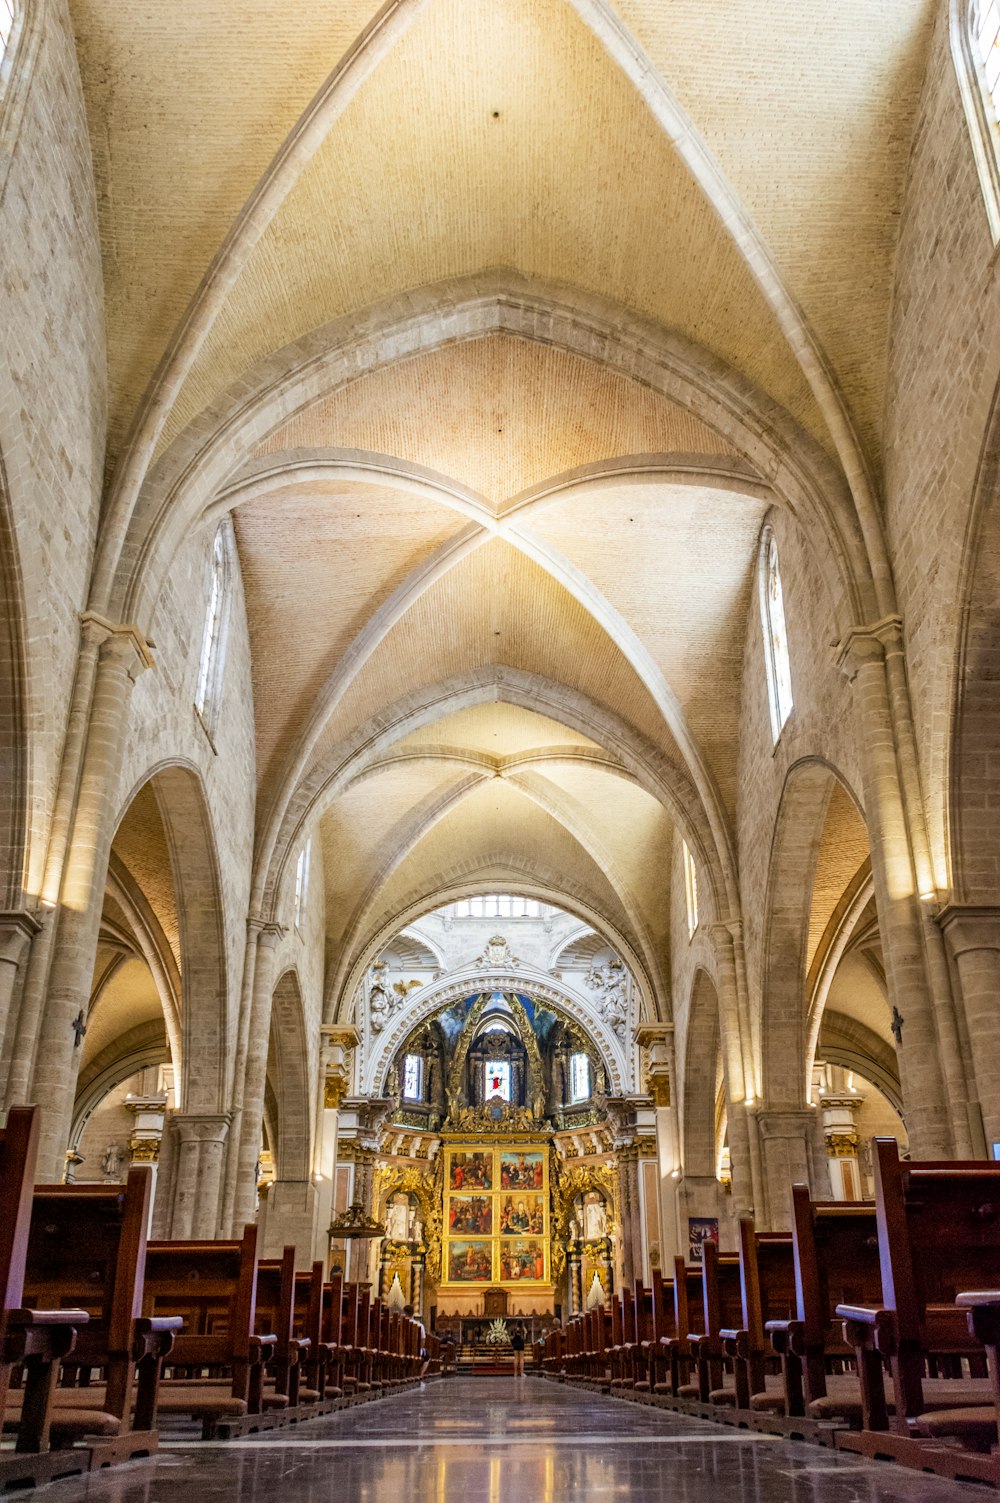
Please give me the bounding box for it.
[484,1060,511,1101]
[760,529,793,741]
[683,840,699,939]
[0,0,15,66]
[569,1052,590,1103]
[403,1053,424,1100]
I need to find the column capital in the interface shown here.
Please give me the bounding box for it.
[834,614,904,681]
[937,903,1000,956]
[255,921,287,951]
[0,910,42,966]
[322,1024,361,1052]
[171,1111,231,1146]
[80,610,155,674]
[755,1107,817,1140]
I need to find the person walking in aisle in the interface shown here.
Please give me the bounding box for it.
[510,1326,525,1377]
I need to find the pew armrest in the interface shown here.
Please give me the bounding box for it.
[835,1304,897,1355]
[957,1291,1000,1347]
[765,1319,803,1357]
[3,1309,86,1363]
[133,1315,183,1362]
[720,1327,750,1359]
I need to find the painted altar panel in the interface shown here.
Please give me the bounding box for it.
[442,1143,550,1287]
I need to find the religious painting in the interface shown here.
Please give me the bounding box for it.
[449,1195,493,1236]
[499,1150,544,1189]
[447,1240,494,1282]
[449,1151,493,1190]
[498,1193,545,1236]
[688,1217,719,1263]
[499,1238,546,1282]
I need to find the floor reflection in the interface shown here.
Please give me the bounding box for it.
[36,1378,981,1503]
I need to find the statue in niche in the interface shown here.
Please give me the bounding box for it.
[409,1205,424,1243]
[586,959,629,1040]
[101,1141,126,1180]
[369,961,393,1033]
[583,1191,608,1241]
[385,1193,412,1242]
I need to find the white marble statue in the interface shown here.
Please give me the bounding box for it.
[583,1193,608,1240]
[385,1193,412,1242]
[101,1141,126,1180]
[368,962,393,1033]
[586,959,629,1039]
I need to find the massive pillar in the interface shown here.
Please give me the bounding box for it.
[230,923,284,1232]
[0,912,40,1056]
[836,619,960,1158]
[169,1113,231,1238]
[709,925,757,1219]
[939,905,1000,1152]
[27,617,152,1179]
[636,1024,682,1268]
[311,1025,360,1264]
[755,1108,816,1229]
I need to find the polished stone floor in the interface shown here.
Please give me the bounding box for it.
[37,1378,983,1502]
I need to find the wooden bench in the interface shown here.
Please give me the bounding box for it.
[0,1106,92,1490]
[293,1261,338,1408]
[143,1225,276,1438]
[20,1166,180,1468]
[717,1220,795,1416]
[834,1138,999,1478]
[255,1246,306,1418]
[684,1241,741,1408]
[758,1184,882,1440]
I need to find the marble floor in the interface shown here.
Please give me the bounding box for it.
[35,1379,984,1502]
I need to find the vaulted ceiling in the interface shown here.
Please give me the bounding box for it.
[70,0,936,1017]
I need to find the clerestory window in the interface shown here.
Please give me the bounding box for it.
[954,0,1000,240]
[759,527,793,743]
[194,523,233,733]
[683,840,699,939]
[293,839,312,929]
[0,1,16,70]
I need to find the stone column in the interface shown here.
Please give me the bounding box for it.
[819,1092,863,1200]
[311,1026,360,1264]
[709,925,757,1219]
[125,1093,167,1229]
[231,923,284,1233]
[836,621,956,1158]
[0,912,41,1056]
[636,1024,682,1266]
[169,1113,231,1239]
[31,619,153,1179]
[756,1108,816,1229]
[616,1142,642,1286]
[939,905,1000,1151]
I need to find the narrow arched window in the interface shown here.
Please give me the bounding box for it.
[293,839,312,929]
[759,527,794,741]
[194,523,233,732]
[569,1052,591,1103]
[682,840,699,939]
[954,0,1000,239]
[0,1,16,70]
[403,1053,424,1101]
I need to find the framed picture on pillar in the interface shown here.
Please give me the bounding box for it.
[688,1217,719,1263]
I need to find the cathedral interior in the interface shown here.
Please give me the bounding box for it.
[4,0,1000,1497]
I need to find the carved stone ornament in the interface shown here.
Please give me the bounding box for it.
[585,959,630,1040]
[476,934,519,969]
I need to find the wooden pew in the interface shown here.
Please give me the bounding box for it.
[684,1241,741,1409]
[717,1220,795,1415]
[0,1107,91,1490]
[642,1265,677,1397]
[761,1184,882,1440]
[652,1257,703,1400]
[293,1261,337,1408]
[21,1166,180,1467]
[320,1273,347,1401]
[834,1138,999,1478]
[254,1246,305,1418]
[143,1224,276,1438]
